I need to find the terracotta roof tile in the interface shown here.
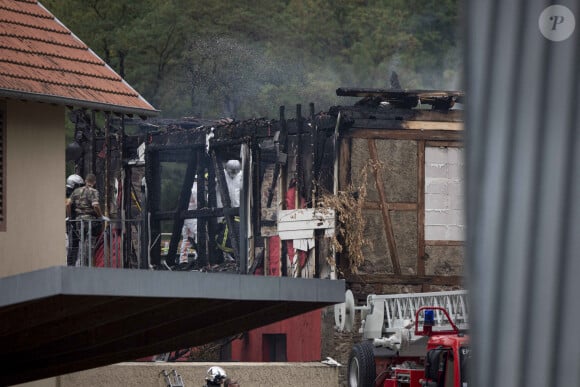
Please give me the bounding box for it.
[0,0,157,116]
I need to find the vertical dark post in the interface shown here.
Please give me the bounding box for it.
[104,112,111,218]
[197,152,209,266]
[212,150,240,262]
[252,136,260,241]
[239,144,250,274]
[166,148,198,266]
[124,165,133,267]
[310,103,320,277]
[296,104,303,204]
[279,106,288,277]
[206,152,217,266]
[306,102,316,205]
[89,111,96,175]
[120,115,129,268]
[145,147,161,267]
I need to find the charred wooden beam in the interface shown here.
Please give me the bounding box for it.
[165,151,198,266]
[347,274,464,286]
[211,150,239,262]
[206,154,218,264]
[144,149,161,266]
[343,129,463,142]
[152,207,240,221]
[336,88,465,107]
[196,153,209,266]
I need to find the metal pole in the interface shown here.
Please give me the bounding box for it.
[465,1,579,387]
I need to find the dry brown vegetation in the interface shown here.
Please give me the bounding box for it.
[319,159,383,274]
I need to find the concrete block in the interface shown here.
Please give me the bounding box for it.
[449,194,465,212]
[448,180,463,199]
[449,210,465,227]
[447,225,466,241]
[447,148,464,165]
[425,193,449,211]
[425,179,449,195]
[448,163,464,180]
[425,210,451,225]
[425,147,449,164]
[425,162,449,178]
[425,225,447,240]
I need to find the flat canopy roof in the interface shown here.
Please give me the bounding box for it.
[0,267,344,385]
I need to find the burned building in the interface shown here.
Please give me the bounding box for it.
[68,87,465,299]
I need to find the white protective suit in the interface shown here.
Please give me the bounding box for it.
[179,181,198,264]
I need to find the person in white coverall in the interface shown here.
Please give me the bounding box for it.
[178,181,198,265]
[216,160,242,261]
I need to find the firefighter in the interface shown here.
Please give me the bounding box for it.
[203,366,227,386]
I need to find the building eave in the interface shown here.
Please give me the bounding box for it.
[0,88,160,118]
[0,266,344,385]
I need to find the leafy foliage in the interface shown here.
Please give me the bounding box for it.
[44,0,461,119]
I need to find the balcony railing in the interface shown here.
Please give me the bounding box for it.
[65,207,338,279]
[66,218,143,269]
[65,218,236,272]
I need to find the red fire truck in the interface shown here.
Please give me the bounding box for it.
[336,290,470,387]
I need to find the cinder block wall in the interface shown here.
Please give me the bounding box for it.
[56,362,338,387]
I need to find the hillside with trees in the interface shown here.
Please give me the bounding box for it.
[44,0,460,119]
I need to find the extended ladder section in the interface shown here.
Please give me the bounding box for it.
[360,290,469,340]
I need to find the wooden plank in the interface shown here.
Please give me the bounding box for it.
[278,208,335,222]
[363,202,417,211]
[351,120,463,131]
[339,137,351,189]
[347,273,464,286]
[368,139,401,275]
[277,219,334,232]
[279,230,314,240]
[344,129,463,142]
[279,220,330,233]
[425,240,465,246]
[417,140,426,277]
[425,140,463,148]
[334,106,463,122]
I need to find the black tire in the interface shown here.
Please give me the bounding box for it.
[348,341,376,387]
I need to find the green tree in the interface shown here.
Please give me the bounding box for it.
[45,0,461,119]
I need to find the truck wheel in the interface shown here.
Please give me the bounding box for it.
[348,341,375,387]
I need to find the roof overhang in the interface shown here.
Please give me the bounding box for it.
[0,89,159,118]
[0,267,344,385]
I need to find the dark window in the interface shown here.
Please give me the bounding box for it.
[0,107,5,231]
[262,334,286,362]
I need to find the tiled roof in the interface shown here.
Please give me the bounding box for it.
[0,0,157,116]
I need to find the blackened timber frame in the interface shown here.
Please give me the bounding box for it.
[0,105,4,232]
[145,140,248,269]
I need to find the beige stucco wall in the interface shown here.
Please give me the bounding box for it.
[0,100,65,277]
[15,362,339,387]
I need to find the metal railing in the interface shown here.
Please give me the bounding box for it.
[66,218,143,268]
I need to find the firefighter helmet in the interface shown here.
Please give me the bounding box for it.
[205,366,227,384]
[66,174,84,189]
